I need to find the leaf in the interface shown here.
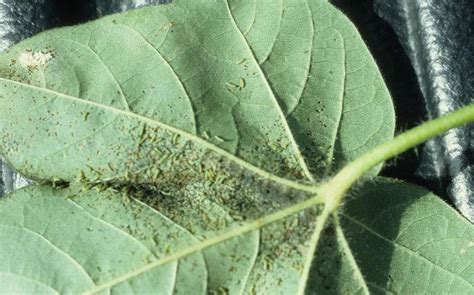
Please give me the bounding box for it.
[0,184,325,294]
[309,178,474,294]
[0,0,395,293]
[0,0,393,184]
[0,185,206,294]
[2,179,473,293]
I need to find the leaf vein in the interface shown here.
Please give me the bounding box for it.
[116,22,198,133]
[224,0,314,182]
[70,38,131,111]
[341,213,473,288]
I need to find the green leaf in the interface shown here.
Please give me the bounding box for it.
[0,0,397,293]
[2,179,473,293]
[0,185,205,294]
[0,184,325,294]
[0,0,393,184]
[310,178,474,294]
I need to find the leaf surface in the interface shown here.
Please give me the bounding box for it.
[0,0,393,183]
[0,184,325,294]
[310,178,474,294]
[0,185,204,294]
[2,179,473,294]
[0,0,397,293]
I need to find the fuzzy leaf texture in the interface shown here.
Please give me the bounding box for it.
[0,0,467,294]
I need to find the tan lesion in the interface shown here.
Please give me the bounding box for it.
[18,49,54,70]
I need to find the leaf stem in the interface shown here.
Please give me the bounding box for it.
[322,103,474,212]
[85,104,474,294]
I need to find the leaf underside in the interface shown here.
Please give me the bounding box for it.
[309,178,474,294]
[1,179,472,294]
[9,0,471,294]
[0,0,394,184]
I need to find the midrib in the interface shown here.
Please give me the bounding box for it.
[0,77,318,194]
